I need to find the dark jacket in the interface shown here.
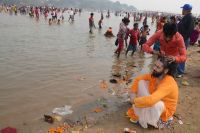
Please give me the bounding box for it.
[178,13,194,40]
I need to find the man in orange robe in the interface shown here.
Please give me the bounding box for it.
[127,57,178,129]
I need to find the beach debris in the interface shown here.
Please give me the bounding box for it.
[22,122,27,126]
[173,114,183,125]
[97,97,108,107]
[53,115,62,122]
[84,116,89,128]
[112,73,121,77]
[130,65,137,67]
[86,116,97,125]
[117,79,126,84]
[97,98,107,108]
[178,120,183,125]
[92,107,103,113]
[108,88,116,95]
[44,114,54,124]
[47,125,69,133]
[109,79,118,84]
[126,79,132,84]
[72,131,80,133]
[77,76,86,81]
[52,105,73,116]
[123,128,136,133]
[99,80,108,89]
[1,127,17,133]
[181,81,189,86]
[64,119,76,127]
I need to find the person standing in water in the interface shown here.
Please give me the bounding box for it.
[139,25,150,50]
[89,13,96,33]
[68,8,74,22]
[115,17,130,58]
[101,12,104,20]
[35,7,39,19]
[98,18,103,29]
[125,23,140,56]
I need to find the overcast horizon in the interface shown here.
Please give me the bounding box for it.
[111,0,200,15]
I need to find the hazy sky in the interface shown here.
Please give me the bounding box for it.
[110,0,200,15]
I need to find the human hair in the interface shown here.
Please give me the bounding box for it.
[122,17,130,24]
[133,23,138,27]
[144,24,149,28]
[195,21,199,26]
[163,22,177,37]
[158,56,177,77]
[170,16,176,21]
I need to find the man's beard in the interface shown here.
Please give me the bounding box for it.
[152,70,164,78]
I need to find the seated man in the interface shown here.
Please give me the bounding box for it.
[127,57,178,129]
[104,27,115,37]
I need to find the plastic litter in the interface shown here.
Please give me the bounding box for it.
[52,105,73,116]
[123,128,136,133]
[109,79,118,83]
[1,127,17,133]
[72,131,79,133]
[181,81,189,86]
[178,120,183,125]
[53,115,62,122]
[174,114,183,125]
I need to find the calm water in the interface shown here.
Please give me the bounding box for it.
[0,12,155,131]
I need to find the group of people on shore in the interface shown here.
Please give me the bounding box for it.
[122,3,199,129]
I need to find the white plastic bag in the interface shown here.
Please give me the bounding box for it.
[133,80,164,128]
[52,105,73,116]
